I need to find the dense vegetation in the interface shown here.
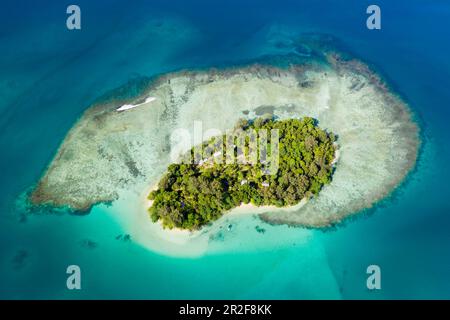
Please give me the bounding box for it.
[148,116,337,230]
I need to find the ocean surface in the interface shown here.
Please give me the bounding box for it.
[1,0,449,299]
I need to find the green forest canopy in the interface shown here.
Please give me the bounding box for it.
[148,116,337,230]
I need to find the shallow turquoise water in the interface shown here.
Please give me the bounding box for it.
[1,0,449,299]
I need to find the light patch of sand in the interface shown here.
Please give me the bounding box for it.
[30,60,419,255]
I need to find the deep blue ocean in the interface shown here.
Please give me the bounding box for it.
[1,0,449,299]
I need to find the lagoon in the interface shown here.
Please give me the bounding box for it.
[0,0,449,299]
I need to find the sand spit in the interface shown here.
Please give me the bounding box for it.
[30,55,419,229]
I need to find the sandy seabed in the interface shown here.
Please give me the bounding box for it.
[30,53,420,255]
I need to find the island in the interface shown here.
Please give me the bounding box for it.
[148,117,337,230]
[29,34,420,229]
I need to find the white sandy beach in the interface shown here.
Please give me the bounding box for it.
[116,96,157,111]
[31,58,419,256]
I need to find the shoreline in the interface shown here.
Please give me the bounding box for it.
[128,180,311,256]
[144,139,341,234]
[29,50,420,251]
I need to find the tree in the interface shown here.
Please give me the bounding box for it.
[148,117,337,230]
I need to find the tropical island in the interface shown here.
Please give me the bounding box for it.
[148,117,337,230]
[29,34,419,231]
